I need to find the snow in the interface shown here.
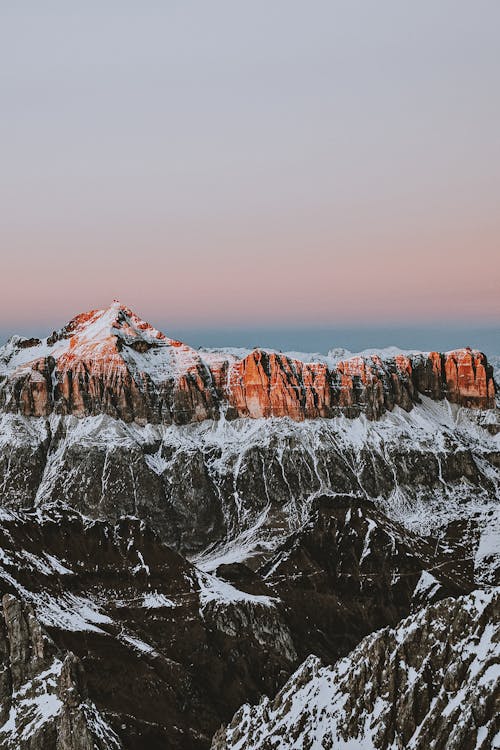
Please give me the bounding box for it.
[142,592,176,608]
[0,301,205,385]
[359,518,377,565]
[19,692,63,739]
[119,632,156,654]
[42,553,73,575]
[132,550,150,576]
[1,303,493,414]
[29,593,113,633]
[0,658,62,744]
[0,383,498,579]
[81,702,122,749]
[194,503,275,572]
[474,505,500,583]
[0,652,122,748]
[215,588,500,750]
[412,570,441,601]
[0,308,498,579]
[196,571,276,609]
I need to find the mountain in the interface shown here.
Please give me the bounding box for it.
[255,494,470,663]
[0,302,498,748]
[0,496,475,747]
[0,301,495,424]
[0,594,121,750]
[212,588,500,750]
[0,303,498,565]
[0,508,295,748]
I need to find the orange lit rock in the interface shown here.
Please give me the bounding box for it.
[444,348,495,409]
[0,304,495,423]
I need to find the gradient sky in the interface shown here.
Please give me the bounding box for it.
[1,1,499,341]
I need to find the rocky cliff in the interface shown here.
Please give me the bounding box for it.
[256,495,470,663]
[0,302,495,425]
[0,594,121,750]
[0,497,474,749]
[0,509,297,749]
[1,396,498,574]
[212,588,500,750]
[0,302,498,749]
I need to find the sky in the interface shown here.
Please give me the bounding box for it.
[1,1,499,350]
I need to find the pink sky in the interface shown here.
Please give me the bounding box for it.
[1,2,499,331]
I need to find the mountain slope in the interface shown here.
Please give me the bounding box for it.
[0,594,121,750]
[256,494,470,662]
[0,497,477,747]
[0,303,498,748]
[212,588,500,750]
[0,302,495,425]
[0,508,296,749]
[0,395,497,578]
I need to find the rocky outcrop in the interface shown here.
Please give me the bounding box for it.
[0,303,497,750]
[0,510,297,749]
[258,495,470,663]
[212,588,500,750]
[0,500,480,749]
[444,347,497,408]
[0,303,495,425]
[0,391,498,577]
[0,594,121,750]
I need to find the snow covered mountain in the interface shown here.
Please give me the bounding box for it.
[0,301,495,424]
[0,497,477,747]
[0,302,498,748]
[212,588,500,750]
[0,594,121,750]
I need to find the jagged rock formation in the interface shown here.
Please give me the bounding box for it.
[0,509,296,749]
[0,302,495,425]
[0,594,121,749]
[0,395,498,576]
[212,588,500,750]
[256,495,470,662]
[0,303,497,573]
[0,497,477,750]
[0,302,498,748]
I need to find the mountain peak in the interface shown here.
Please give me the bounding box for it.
[62,302,168,350]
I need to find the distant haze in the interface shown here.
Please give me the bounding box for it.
[1,322,498,359]
[1,2,499,329]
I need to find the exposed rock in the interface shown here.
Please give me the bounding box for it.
[444,348,497,408]
[0,303,498,748]
[0,304,495,425]
[0,510,297,749]
[17,338,42,350]
[0,393,497,577]
[0,595,121,750]
[211,588,500,750]
[259,495,470,662]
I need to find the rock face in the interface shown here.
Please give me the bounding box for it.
[258,495,470,663]
[211,588,500,750]
[0,397,498,576]
[0,302,498,749]
[0,509,297,749]
[0,302,495,425]
[0,594,121,750]
[0,497,477,750]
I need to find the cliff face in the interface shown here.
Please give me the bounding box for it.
[257,495,470,663]
[0,510,296,749]
[0,594,121,750]
[0,302,495,425]
[211,588,500,750]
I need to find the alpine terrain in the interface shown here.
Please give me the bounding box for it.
[0,301,498,749]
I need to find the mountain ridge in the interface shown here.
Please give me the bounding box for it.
[0,302,499,748]
[0,302,495,425]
